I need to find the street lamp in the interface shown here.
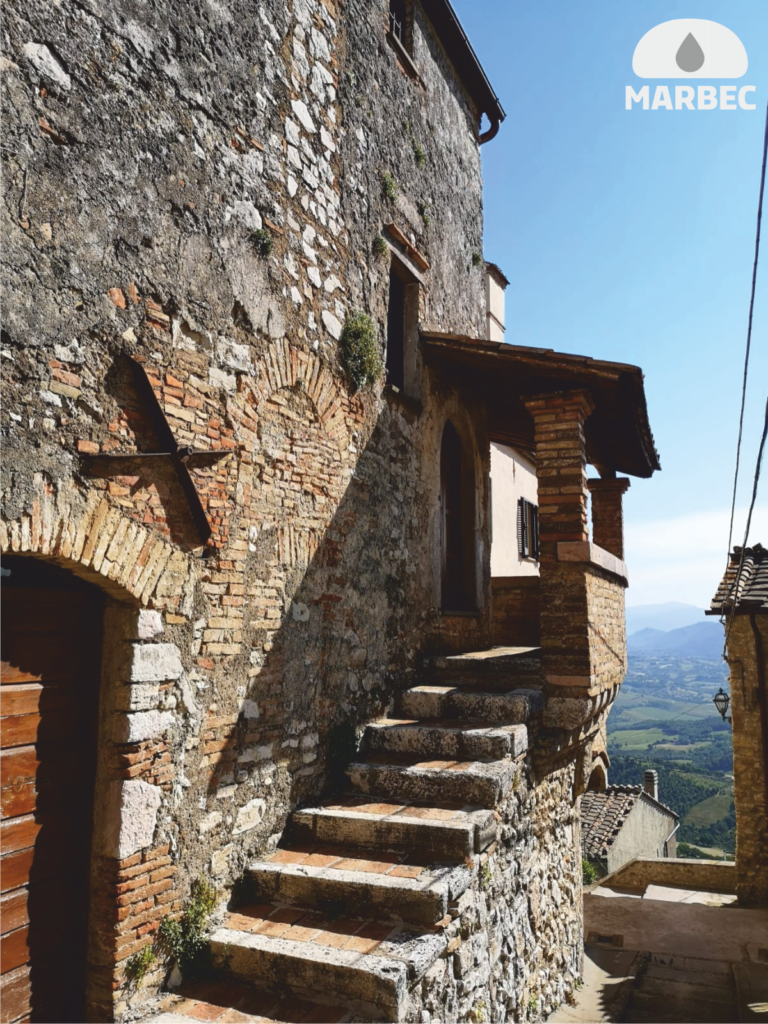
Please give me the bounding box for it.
[713,687,731,723]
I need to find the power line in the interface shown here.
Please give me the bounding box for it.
[720,101,768,651]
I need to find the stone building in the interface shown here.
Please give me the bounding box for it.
[581,770,679,878]
[1,0,658,1021]
[708,544,768,907]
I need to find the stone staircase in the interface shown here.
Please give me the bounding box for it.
[150,647,545,1024]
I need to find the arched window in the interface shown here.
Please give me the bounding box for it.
[440,420,476,611]
[587,764,607,793]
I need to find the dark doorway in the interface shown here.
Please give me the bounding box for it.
[440,421,474,611]
[386,266,406,391]
[1,556,104,1023]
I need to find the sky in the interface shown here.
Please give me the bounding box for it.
[451,0,768,607]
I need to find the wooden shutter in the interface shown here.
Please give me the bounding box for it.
[518,497,528,558]
[531,503,539,560]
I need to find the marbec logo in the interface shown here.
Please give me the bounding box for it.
[626,19,756,111]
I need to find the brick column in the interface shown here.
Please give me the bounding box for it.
[525,390,595,554]
[587,477,630,560]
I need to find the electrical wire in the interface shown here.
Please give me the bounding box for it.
[720,101,768,653]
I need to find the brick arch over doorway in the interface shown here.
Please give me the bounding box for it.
[1,474,195,1022]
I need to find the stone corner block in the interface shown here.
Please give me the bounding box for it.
[133,610,165,640]
[127,642,183,682]
[104,779,163,860]
[114,709,176,744]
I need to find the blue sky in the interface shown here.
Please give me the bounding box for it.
[452,0,768,606]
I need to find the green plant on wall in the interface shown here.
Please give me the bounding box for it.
[251,227,274,258]
[417,200,430,227]
[471,251,483,267]
[373,234,388,261]
[125,945,156,986]
[381,171,398,202]
[158,877,218,981]
[340,311,383,393]
[582,858,598,886]
[412,140,426,167]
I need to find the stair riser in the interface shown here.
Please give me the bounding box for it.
[347,763,510,808]
[429,665,543,689]
[211,932,406,1019]
[365,724,527,761]
[291,810,483,859]
[248,867,448,927]
[398,689,542,722]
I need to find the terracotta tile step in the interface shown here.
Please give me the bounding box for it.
[398,684,543,724]
[210,903,447,1021]
[143,980,361,1022]
[290,797,496,859]
[346,753,520,808]
[248,843,472,926]
[363,717,528,760]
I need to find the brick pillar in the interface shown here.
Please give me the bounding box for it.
[587,477,630,559]
[525,390,595,554]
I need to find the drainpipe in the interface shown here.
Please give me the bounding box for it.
[662,821,680,858]
[748,612,768,813]
[479,116,500,144]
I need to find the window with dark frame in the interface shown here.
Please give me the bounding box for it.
[517,497,539,561]
[386,265,406,391]
[389,0,408,47]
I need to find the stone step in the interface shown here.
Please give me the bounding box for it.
[364,718,528,761]
[247,843,472,926]
[211,903,447,1020]
[399,684,543,723]
[426,646,543,688]
[144,980,363,1023]
[291,796,497,859]
[346,753,520,808]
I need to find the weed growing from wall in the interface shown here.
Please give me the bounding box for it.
[381,171,398,202]
[251,228,274,258]
[158,878,218,981]
[417,200,431,227]
[373,235,388,261]
[471,251,483,268]
[340,311,382,393]
[413,140,426,167]
[125,945,156,986]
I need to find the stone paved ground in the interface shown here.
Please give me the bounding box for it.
[549,945,741,1024]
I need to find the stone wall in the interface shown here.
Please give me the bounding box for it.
[0,0,503,1015]
[411,764,582,1023]
[600,857,736,895]
[491,576,541,648]
[725,615,768,907]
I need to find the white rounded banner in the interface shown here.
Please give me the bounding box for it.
[633,19,748,79]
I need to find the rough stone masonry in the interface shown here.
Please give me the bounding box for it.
[0,0,608,1020]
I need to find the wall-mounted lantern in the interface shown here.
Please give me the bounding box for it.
[713,687,731,723]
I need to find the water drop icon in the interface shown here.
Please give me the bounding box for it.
[676,33,705,73]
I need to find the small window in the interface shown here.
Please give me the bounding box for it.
[517,498,539,560]
[389,0,408,47]
[386,266,405,390]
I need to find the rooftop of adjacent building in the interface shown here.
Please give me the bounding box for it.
[708,543,768,615]
[581,785,678,861]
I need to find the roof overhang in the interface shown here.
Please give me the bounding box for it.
[420,0,506,140]
[421,333,661,479]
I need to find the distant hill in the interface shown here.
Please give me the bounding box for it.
[627,620,724,658]
[626,601,705,634]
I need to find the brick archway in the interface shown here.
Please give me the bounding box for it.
[0,473,195,612]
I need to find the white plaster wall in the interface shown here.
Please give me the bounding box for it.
[608,797,678,875]
[490,443,539,577]
[485,273,506,342]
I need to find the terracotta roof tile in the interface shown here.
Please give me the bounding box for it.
[709,543,768,614]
